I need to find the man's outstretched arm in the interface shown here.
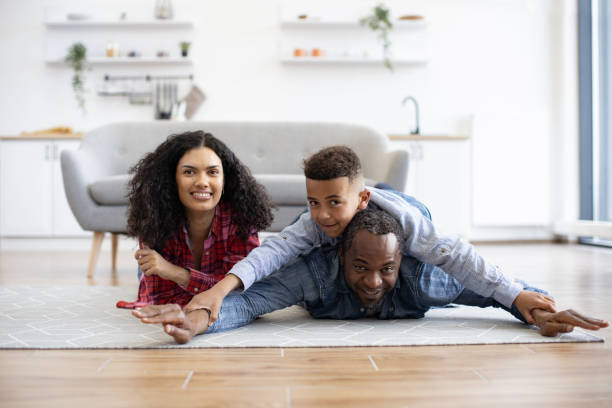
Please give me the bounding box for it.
[532,308,609,337]
[133,255,319,342]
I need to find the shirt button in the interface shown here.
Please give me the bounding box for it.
[194,287,199,292]
[360,308,364,312]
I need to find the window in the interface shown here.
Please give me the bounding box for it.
[579,0,612,246]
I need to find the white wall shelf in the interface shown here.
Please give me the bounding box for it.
[44,20,193,29]
[46,57,192,65]
[279,8,429,67]
[281,19,426,29]
[280,56,429,65]
[43,7,194,65]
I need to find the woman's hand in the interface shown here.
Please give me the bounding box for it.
[184,274,244,326]
[135,246,190,285]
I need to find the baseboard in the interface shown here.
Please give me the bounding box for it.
[467,225,553,242]
[552,220,612,239]
[1,229,551,251]
[0,237,138,252]
[0,232,280,252]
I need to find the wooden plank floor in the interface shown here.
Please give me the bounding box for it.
[0,243,611,407]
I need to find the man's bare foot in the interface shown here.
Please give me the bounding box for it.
[532,308,609,337]
[132,304,210,344]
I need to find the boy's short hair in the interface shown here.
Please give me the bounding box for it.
[341,209,404,254]
[303,145,362,182]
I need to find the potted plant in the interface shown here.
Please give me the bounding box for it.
[65,42,89,112]
[179,41,191,57]
[360,3,393,71]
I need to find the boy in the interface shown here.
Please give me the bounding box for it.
[185,146,556,324]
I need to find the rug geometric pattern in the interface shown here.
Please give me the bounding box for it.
[0,286,603,349]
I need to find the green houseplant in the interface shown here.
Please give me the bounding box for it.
[179,41,191,57]
[360,3,393,70]
[65,42,89,112]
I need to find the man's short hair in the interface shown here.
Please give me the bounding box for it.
[303,145,362,182]
[341,209,404,254]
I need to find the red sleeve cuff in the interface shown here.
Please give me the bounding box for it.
[181,267,216,295]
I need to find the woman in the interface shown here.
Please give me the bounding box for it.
[118,130,274,308]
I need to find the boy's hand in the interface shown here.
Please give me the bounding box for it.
[184,274,244,326]
[532,308,609,337]
[132,304,210,344]
[184,286,224,326]
[513,290,556,324]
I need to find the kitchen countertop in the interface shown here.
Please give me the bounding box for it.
[2,133,469,141]
[1,132,84,140]
[388,134,469,141]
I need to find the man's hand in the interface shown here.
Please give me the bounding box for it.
[513,290,556,324]
[532,308,609,337]
[135,246,189,285]
[132,304,210,344]
[184,274,243,326]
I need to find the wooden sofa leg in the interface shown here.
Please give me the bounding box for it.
[111,233,119,272]
[87,231,105,279]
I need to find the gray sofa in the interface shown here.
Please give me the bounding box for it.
[61,121,409,276]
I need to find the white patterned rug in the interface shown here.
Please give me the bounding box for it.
[0,286,603,349]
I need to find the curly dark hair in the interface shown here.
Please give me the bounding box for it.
[341,209,404,254]
[303,145,362,182]
[127,130,274,250]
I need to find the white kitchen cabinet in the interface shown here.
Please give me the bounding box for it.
[0,139,89,237]
[390,138,472,238]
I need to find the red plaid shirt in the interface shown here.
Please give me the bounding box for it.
[131,201,259,307]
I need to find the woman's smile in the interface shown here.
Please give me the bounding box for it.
[191,191,213,201]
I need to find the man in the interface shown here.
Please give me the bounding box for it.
[133,210,608,344]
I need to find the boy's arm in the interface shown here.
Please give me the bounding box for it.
[227,211,330,290]
[209,255,317,333]
[208,261,315,334]
[370,188,523,309]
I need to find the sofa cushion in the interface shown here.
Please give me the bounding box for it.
[87,173,378,207]
[88,175,130,205]
[256,174,307,205]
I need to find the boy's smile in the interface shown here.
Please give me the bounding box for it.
[306,177,370,238]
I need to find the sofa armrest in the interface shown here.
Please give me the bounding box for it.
[60,149,101,231]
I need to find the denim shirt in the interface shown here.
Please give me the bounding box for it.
[208,245,532,334]
[228,187,523,309]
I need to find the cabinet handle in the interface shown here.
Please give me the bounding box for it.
[44,144,50,161]
[53,144,59,160]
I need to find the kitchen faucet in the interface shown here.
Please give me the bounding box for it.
[402,96,420,135]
